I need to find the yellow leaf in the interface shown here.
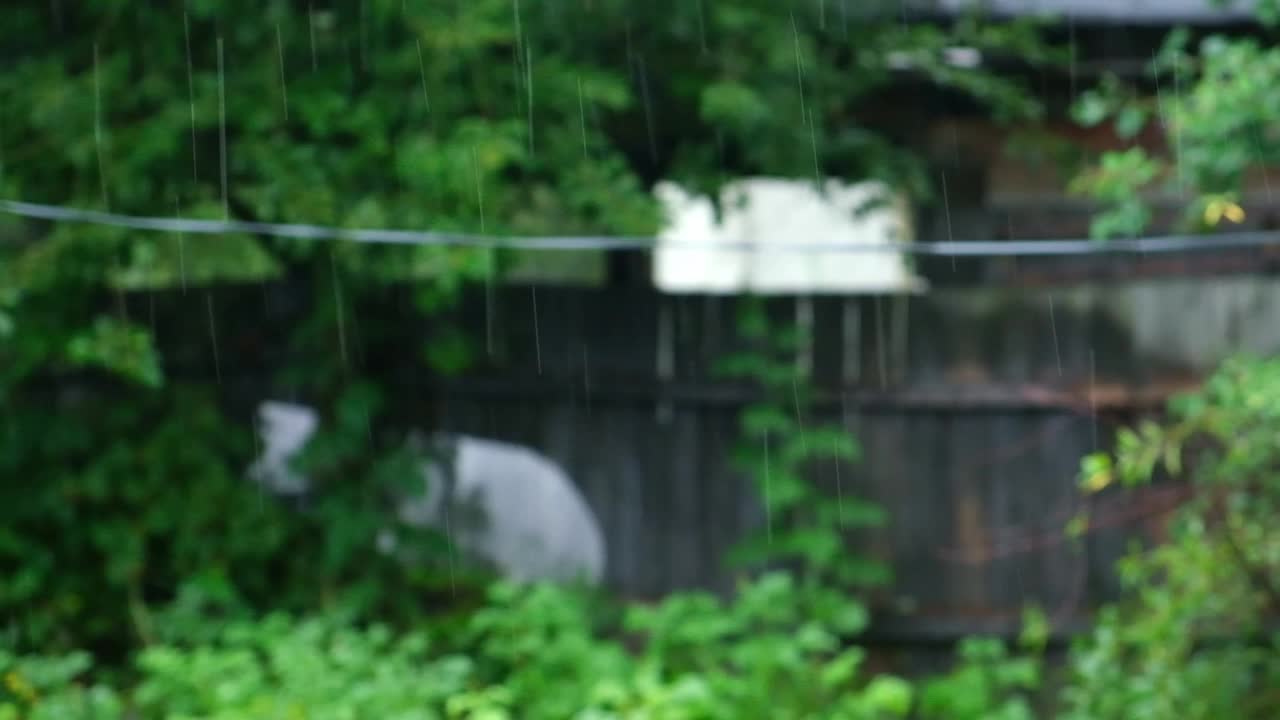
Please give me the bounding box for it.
[1204,198,1246,226]
[3,672,38,704]
[1204,200,1225,225]
[1081,469,1112,493]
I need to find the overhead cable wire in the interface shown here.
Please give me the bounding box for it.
[4,197,1280,257]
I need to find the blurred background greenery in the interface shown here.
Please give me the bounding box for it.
[5,1,1280,718]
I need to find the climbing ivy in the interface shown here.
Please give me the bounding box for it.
[717,298,889,591]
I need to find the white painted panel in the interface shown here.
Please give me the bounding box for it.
[654,177,926,295]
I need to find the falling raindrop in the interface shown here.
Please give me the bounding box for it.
[184,13,197,182]
[577,75,588,156]
[590,87,605,158]
[656,300,674,423]
[1151,50,1167,133]
[582,344,592,415]
[1068,14,1077,101]
[512,0,523,50]
[940,169,955,272]
[112,255,128,322]
[357,0,368,71]
[763,430,773,544]
[206,292,221,384]
[485,248,496,359]
[252,411,265,510]
[796,296,814,376]
[842,297,861,385]
[331,249,348,369]
[416,39,430,111]
[511,45,523,122]
[1049,295,1062,376]
[1172,51,1185,192]
[833,437,845,530]
[173,191,186,294]
[92,43,108,209]
[217,36,228,220]
[309,3,318,72]
[1254,128,1273,202]
[1089,349,1098,451]
[442,499,457,596]
[531,285,542,375]
[525,44,535,156]
[695,0,708,54]
[513,0,528,149]
[874,295,887,390]
[892,293,909,384]
[276,23,289,120]
[791,13,821,188]
[472,147,486,230]
[471,146,494,357]
[637,55,657,166]
[0,98,5,189]
[792,376,807,456]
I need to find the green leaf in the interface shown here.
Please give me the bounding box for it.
[1114,106,1148,140]
[1072,91,1111,127]
[820,647,866,690]
[65,317,163,388]
[863,675,914,716]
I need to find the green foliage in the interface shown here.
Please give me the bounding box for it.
[1064,11,1280,704]
[1210,0,1280,29]
[919,609,1049,720]
[0,380,470,658]
[3,614,473,720]
[0,0,1049,663]
[1070,14,1280,238]
[2,573,919,720]
[463,582,631,719]
[612,572,910,719]
[133,616,470,719]
[1,292,942,718]
[33,322,1280,717]
[0,3,1063,716]
[1068,147,1163,240]
[718,299,889,589]
[0,649,122,720]
[1063,356,1280,719]
[65,316,165,388]
[1,389,253,653]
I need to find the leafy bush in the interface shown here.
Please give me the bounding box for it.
[918,609,1048,720]
[2,571,917,720]
[0,649,121,720]
[611,572,911,719]
[1071,15,1280,238]
[132,615,473,720]
[1062,356,1280,719]
[3,615,473,720]
[717,298,889,589]
[0,0,1050,670]
[0,380,472,659]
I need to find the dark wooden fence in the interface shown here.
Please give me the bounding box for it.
[142,268,1280,644]
[426,287,1154,638]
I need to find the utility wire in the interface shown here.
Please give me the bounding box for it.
[4,197,1280,257]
